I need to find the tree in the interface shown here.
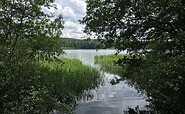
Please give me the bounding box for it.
[0,0,65,113]
[82,0,185,113]
[0,0,64,62]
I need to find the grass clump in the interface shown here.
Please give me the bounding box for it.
[40,57,101,93]
[37,57,101,113]
[95,54,127,76]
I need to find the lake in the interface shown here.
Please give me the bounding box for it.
[63,49,149,114]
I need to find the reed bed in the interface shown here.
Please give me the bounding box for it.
[95,54,127,76]
[36,57,101,113]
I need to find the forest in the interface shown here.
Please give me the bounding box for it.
[60,38,105,49]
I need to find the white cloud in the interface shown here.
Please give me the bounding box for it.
[63,21,85,38]
[55,3,76,19]
[63,6,76,18]
[52,0,87,39]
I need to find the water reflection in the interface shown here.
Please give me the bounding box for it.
[63,49,149,114]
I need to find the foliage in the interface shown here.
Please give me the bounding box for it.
[82,0,185,113]
[0,56,101,113]
[0,0,102,113]
[0,0,64,63]
[0,0,64,112]
[95,54,185,113]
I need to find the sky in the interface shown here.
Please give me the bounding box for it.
[54,0,87,39]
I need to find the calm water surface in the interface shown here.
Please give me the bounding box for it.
[63,49,148,114]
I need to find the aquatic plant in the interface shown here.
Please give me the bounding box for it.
[38,57,101,113]
[95,54,127,76]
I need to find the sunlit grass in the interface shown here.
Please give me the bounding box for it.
[95,54,127,76]
[39,56,101,97]
[36,57,101,112]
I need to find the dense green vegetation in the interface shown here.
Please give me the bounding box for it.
[1,56,101,113]
[95,54,185,113]
[95,54,126,76]
[40,57,101,96]
[38,57,101,113]
[0,0,101,113]
[82,0,185,113]
[1,0,185,113]
[61,38,105,49]
[1,0,63,113]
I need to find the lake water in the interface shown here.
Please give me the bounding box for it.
[63,49,148,114]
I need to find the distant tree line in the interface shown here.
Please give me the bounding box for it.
[60,38,105,49]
